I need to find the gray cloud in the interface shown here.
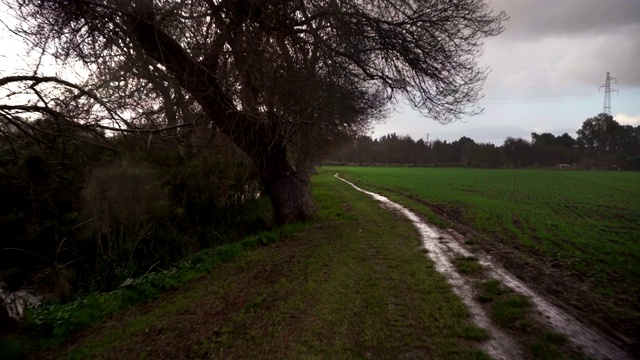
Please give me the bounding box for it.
[483,0,640,86]
[490,0,640,39]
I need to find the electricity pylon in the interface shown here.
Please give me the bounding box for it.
[599,72,618,115]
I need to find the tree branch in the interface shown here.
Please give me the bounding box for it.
[0,75,128,123]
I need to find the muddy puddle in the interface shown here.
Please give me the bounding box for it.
[336,174,630,360]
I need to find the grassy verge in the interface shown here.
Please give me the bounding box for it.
[0,225,304,359]
[23,171,490,359]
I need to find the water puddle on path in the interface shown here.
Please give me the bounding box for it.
[336,174,630,360]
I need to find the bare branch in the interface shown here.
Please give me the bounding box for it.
[0,75,128,124]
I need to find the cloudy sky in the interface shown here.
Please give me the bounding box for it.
[373,0,640,144]
[1,1,639,145]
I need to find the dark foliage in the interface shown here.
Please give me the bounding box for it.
[0,119,270,301]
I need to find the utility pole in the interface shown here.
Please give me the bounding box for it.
[599,72,618,115]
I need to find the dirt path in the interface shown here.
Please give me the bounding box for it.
[336,173,632,360]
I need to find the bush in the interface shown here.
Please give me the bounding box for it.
[0,126,271,301]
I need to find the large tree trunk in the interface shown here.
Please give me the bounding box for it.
[262,171,316,225]
[259,150,317,225]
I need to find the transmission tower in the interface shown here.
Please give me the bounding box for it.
[599,72,618,115]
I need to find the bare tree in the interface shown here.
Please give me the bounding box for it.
[5,0,506,224]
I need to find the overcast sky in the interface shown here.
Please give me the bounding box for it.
[1,1,639,145]
[373,0,640,144]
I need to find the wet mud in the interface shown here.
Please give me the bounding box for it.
[336,174,631,360]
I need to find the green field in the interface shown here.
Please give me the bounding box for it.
[327,166,640,341]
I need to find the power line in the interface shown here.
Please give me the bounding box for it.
[617,85,640,99]
[615,96,640,114]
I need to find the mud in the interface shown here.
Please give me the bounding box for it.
[336,174,631,360]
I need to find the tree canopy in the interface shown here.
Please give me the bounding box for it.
[4,0,507,223]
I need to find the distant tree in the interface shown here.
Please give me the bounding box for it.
[530,132,577,166]
[378,133,420,164]
[430,140,451,165]
[473,143,502,167]
[557,133,577,149]
[8,0,507,224]
[531,132,558,147]
[451,136,476,165]
[333,135,381,165]
[357,136,382,165]
[617,125,640,156]
[503,137,532,167]
[577,113,621,155]
[415,139,429,165]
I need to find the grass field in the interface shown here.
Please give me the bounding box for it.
[327,166,640,344]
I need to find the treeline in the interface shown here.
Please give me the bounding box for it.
[330,114,640,170]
